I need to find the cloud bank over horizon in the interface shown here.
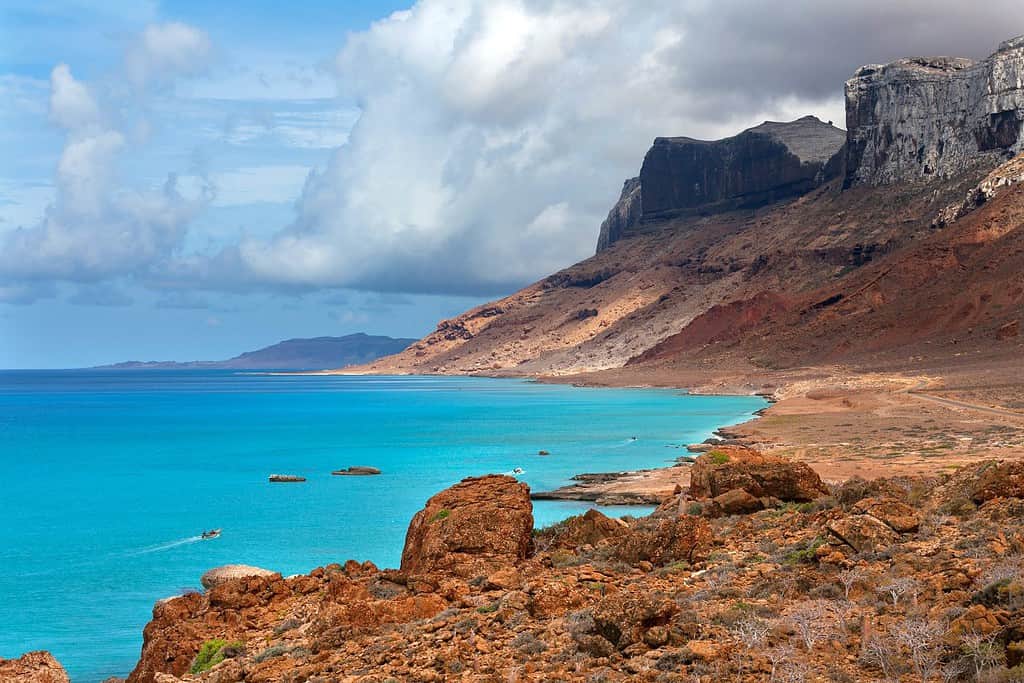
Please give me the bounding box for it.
[3,0,1023,304]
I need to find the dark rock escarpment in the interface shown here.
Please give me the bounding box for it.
[845,35,1024,186]
[638,116,845,222]
[597,116,845,250]
[596,176,641,251]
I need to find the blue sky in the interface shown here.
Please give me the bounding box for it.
[1,0,1019,368]
[0,0,482,367]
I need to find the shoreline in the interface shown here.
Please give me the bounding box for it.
[286,363,1024,503]
[301,368,774,505]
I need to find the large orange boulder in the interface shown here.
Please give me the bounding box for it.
[612,516,713,566]
[689,446,828,502]
[851,497,920,533]
[826,514,899,553]
[400,474,534,578]
[972,460,1024,503]
[544,508,629,549]
[0,652,70,683]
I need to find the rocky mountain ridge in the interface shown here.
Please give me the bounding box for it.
[363,35,1024,380]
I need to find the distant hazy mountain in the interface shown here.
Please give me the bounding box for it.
[97,334,416,371]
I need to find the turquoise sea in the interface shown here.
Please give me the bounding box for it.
[0,370,764,681]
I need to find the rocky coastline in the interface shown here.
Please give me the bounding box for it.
[14,450,1024,681]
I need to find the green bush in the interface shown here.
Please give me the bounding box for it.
[190,639,243,674]
[706,450,730,465]
[783,536,825,565]
[431,509,450,522]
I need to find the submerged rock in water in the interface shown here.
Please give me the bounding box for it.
[331,466,382,476]
[0,651,70,683]
[268,474,306,482]
[200,564,277,590]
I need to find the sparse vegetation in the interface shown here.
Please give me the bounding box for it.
[706,450,731,465]
[189,639,242,674]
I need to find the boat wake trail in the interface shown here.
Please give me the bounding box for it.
[127,536,204,555]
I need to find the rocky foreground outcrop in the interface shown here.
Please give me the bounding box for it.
[0,651,70,683]
[687,445,829,502]
[400,474,534,578]
[103,453,1024,682]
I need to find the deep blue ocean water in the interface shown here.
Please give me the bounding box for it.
[0,370,764,681]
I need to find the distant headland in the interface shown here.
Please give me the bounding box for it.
[93,333,416,371]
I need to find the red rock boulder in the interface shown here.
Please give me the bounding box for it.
[400,474,534,578]
[544,508,629,549]
[851,497,920,533]
[0,652,70,683]
[689,446,828,502]
[972,460,1024,503]
[612,516,713,566]
[710,488,765,516]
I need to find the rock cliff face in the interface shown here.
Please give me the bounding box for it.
[363,38,1024,380]
[595,177,641,251]
[638,117,845,220]
[597,116,845,251]
[845,35,1024,186]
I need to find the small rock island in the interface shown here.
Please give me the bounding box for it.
[331,466,382,476]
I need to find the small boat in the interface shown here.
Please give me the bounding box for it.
[201,529,221,540]
[512,467,525,475]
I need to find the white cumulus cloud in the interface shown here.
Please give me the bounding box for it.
[210,0,1024,297]
[126,21,213,88]
[0,36,209,290]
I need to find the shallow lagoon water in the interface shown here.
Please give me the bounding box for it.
[0,370,764,681]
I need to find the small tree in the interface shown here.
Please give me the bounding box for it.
[765,645,794,683]
[959,629,1004,678]
[838,568,865,600]
[730,616,772,649]
[787,601,832,651]
[878,576,918,608]
[893,618,945,681]
[860,634,903,682]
